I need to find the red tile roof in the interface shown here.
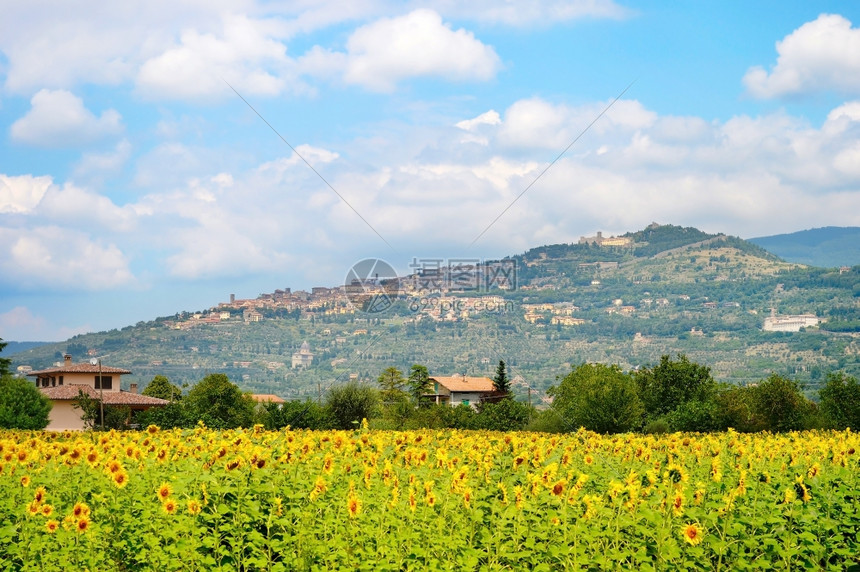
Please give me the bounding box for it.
[40,385,169,406]
[28,363,131,376]
[251,394,285,403]
[430,376,495,393]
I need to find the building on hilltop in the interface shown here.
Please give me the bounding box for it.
[27,355,168,430]
[578,231,632,247]
[291,341,314,368]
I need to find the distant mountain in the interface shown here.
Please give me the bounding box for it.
[749,227,860,268]
[10,223,860,398]
[3,341,48,356]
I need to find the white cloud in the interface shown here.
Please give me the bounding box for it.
[164,224,289,279]
[0,174,52,214]
[211,172,234,187]
[456,110,501,131]
[744,14,860,98]
[0,306,91,342]
[0,226,134,290]
[0,0,244,94]
[498,97,656,149]
[136,13,300,100]
[73,140,133,182]
[133,143,206,187]
[0,1,628,101]
[303,9,502,92]
[35,183,137,232]
[9,90,123,147]
[0,172,137,230]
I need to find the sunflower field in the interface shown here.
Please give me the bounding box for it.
[1,425,859,570]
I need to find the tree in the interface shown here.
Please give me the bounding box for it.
[712,385,758,432]
[751,374,812,432]
[0,339,10,377]
[407,364,432,403]
[666,399,720,432]
[377,367,407,403]
[549,363,643,434]
[493,360,511,396]
[73,389,100,429]
[634,354,716,420]
[183,373,256,429]
[103,405,132,430]
[136,401,193,429]
[0,375,52,430]
[819,372,860,429]
[142,375,182,401]
[325,382,381,430]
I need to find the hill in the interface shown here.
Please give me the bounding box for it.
[3,341,48,356]
[10,224,860,401]
[749,227,860,268]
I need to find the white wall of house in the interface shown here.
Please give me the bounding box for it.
[47,401,85,431]
[449,392,485,409]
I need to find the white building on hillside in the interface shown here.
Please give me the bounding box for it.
[763,314,820,332]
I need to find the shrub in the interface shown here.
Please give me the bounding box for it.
[0,375,52,430]
[525,409,567,433]
[643,419,670,434]
[666,399,722,432]
[259,399,333,430]
[476,398,533,431]
[325,382,381,430]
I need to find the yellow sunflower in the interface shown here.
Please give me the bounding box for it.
[681,523,704,546]
[156,483,172,501]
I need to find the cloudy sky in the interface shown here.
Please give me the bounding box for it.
[2,1,860,342]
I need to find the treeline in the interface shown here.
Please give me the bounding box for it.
[257,356,860,435]
[4,352,860,435]
[547,355,860,434]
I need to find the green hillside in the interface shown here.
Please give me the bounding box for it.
[11,224,860,402]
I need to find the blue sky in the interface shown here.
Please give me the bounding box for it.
[2,1,860,341]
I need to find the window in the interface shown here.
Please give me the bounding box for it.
[461,399,470,406]
[59,376,63,386]
[95,375,113,390]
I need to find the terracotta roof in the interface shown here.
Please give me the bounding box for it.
[251,394,285,403]
[28,362,131,376]
[40,385,169,406]
[430,376,495,393]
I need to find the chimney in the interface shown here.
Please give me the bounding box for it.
[63,354,72,366]
[130,383,138,394]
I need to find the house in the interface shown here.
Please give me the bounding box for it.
[762,314,820,332]
[291,341,314,368]
[27,355,168,430]
[426,374,497,409]
[251,394,285,404]
[551,316,585,326]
